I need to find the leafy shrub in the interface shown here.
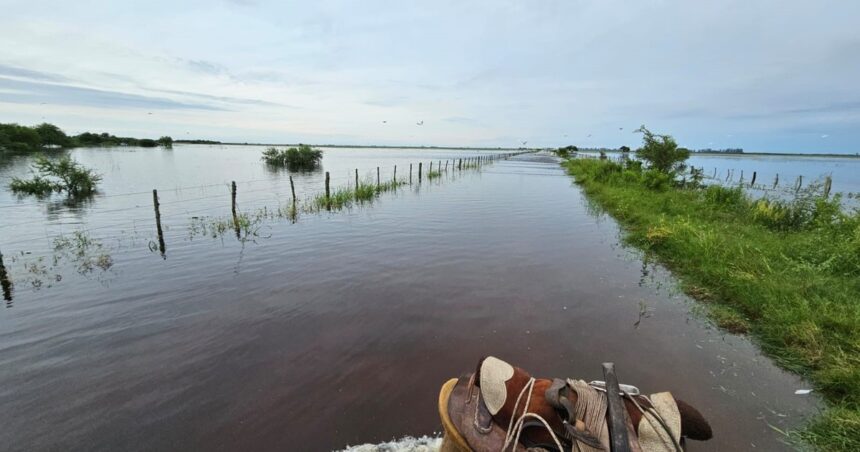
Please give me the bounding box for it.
[9,156,102,196]
[634,125,690,173]
[555,146,577,158]
[642,169,672,191]
[262,144,323,170]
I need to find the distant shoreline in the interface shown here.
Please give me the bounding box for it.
[174,141,527,151]
[174,142,860,157]
[575,150,860,159]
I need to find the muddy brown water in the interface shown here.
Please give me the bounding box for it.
[0,148,819,450]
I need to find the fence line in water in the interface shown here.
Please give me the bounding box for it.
[0,152,530,301]
[573,152,843,199]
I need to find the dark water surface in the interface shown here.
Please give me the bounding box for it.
[1,148,820,450]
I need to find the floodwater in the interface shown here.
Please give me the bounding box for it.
[0,146,828,450]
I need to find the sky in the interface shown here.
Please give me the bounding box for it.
[1,0,859,153]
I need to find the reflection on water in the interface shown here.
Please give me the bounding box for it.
[0,149,829,451]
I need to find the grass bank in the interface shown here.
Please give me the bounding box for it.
[564,158,859,450]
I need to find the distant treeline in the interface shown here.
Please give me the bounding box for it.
[175,139,222,144]
[693,148,744,154]
[0,122,173,154]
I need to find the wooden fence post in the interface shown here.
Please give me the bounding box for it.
[325,171,331,210]
[0,248,13,303]
[796,175,803,193]
[230,181,240,238]
[750,171,757,187]
[409,163,413,184]
[393,165,397,184]
[355,168,359,191]
[289,176,296,203]
[773,173,779,189]
[824,176,832,198]
[418,162,423,182]
[377,167,380,188]
[152,189,166,255]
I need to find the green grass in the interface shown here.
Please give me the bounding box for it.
[564,158,860,451]
[426,170,443,180]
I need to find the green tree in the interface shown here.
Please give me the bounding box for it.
[634,125,689,173]
[34,123,72,147]
[0,123,42,153]
[157,136,173,148]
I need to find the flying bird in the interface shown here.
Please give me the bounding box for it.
[587,134,592,137]
[416,120,424,126]
[147,112,152,115]
[382,120,387,123]
[522,141,528,146]
[619,127,623,131]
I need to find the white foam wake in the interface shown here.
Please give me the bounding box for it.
[339,435,442,452]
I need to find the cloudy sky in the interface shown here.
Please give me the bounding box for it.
[1,0,858,152]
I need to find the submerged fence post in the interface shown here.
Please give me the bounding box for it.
[418,162,423,182]
[355,168,359,191]
[445,160,448,171]
[325,171,331,210]
[796,175,803,193]
[409,163,413,184]
[152,189,166,256]
[750,171,757,188]
[230,181,240,239]
[458,159,462,170]
[773,173,779,189]
[0,249,13,303]
[377,167,380,188]
[393,165,397,184]
[824,176,833,198]
[289,176,296,203]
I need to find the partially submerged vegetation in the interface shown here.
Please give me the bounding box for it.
[9,156,102,197]
[562,128,860,450]
[261,144,323,170]
[0,122,172,154]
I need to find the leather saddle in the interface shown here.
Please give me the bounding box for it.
[438,356,712,452]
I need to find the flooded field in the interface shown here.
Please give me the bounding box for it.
[0,147,825,450]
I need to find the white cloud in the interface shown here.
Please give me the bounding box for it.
[0,0,858,152]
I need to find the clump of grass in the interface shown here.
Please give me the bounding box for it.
[188,210,268,240]
[9,155,101,196]
[564,158,860,449]
[309,187,355,211]
[426,170,443,180]
[262,144,323,171]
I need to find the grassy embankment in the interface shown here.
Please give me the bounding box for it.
[564,158,859,450]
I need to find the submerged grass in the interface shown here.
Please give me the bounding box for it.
[564,158,860,451]
[426,170,443,180]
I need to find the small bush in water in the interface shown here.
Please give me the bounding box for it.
[9,156,102,196]
[262,144,323,170]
